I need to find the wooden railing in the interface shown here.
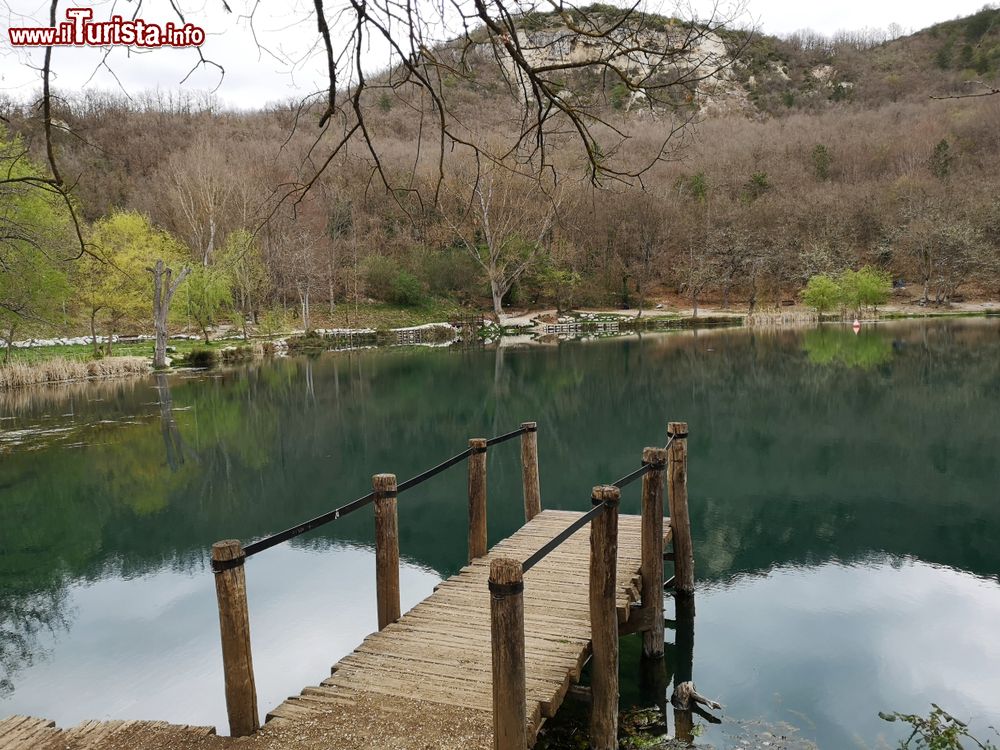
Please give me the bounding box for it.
[488,421,692,750]
[209,421,541,737]
[209,418,694,750]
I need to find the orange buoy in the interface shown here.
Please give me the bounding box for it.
[852,318,861,334]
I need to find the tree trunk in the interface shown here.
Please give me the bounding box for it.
[328,259,336,317]
[692,290,699,318]
[4,325,14,364]
[298,281,311,332]
[490,277,505,320]
[90,310,99,356]
[150,259,192,369]
[921,251,931,304]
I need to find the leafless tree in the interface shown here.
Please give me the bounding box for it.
[9,0,748,238]
[148,260,191,368]
[445,159,559,318]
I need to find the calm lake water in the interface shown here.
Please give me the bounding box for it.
[1,319,998,748]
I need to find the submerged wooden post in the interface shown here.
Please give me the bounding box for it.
[667,422,695,596]
[590,485,620,750]
[671,593,697,743]
[640,446,668,658]
[373,473,401,630]
[211,539,259,737]
[520,421,541,522]
[489,557,527,750]
[468,438,488,562]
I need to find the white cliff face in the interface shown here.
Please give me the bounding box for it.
[472,21,751,114]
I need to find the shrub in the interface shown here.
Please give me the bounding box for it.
[802,274,842,314]
[389,270,426,306]
[417,247,481,300]
[880,704,998,749]
[610,83,629,110]
[258,309,291,339]
[362,255,397,300]
[811,144,831,181]
[183,348,218,368]
[220,346,253,363]
[740,171,771,203]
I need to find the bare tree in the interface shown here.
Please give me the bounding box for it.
[9,0,747,236]
[148,260,191,368]
[164,138,237,266]
[446,160,558,319]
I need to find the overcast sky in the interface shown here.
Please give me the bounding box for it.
[1,0,995,109]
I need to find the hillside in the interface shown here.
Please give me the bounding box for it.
[1,6,999,349]
[733,6,1000,113]
[418,4,1000,117]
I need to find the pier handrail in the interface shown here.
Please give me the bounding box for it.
[489,423,691,750]
[209,420,541,737]
[214,422,537,565]
[520,431,677,574]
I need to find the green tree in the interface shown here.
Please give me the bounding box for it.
[539,265,582,314]
[676,172,709,202]
[184,265,232,343]
[802,274,842,315]
[0,131,72,361]
[929,139,954,180]
[740,172,771,203]
[80,211,188,355]
[219,230,270,339]
[811,144,831,181]
[839,267,891,316]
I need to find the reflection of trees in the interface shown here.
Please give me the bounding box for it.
[803,327,893,369]
[155,373,188,472]
[1,319,998,696]
[0,579,71,698]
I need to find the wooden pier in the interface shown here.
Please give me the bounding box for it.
[1,421,698,750]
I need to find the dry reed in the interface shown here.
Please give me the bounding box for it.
[0,356,150,390]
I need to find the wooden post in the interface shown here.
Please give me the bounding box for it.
[520,422,541,522]
[590,485,620,750]
[489,557,527,750]
[640,446,668,658]
[373,473,401,630]
[667,422,695,596]
[211,540,259,737]
[468,438,488,562]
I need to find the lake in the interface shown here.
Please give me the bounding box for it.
[1,318,998,748]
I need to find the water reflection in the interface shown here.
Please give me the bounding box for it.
[4,544,438,731]
[802,327,893,369]
[673,559,1000,748]
[0,319,998,745]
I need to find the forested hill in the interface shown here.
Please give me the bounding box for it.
[1,7,998,344]
[438,4,1000,116]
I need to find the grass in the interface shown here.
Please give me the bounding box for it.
[0,356,149,390]
[321,299,470,329]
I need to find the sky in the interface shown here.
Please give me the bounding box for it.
[0,0,995,109]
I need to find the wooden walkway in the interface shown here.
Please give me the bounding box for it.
[266,509,664,745]
[0,509,668,750]
[0,716,217,749]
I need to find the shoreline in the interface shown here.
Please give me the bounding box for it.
[1,307,997,393]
